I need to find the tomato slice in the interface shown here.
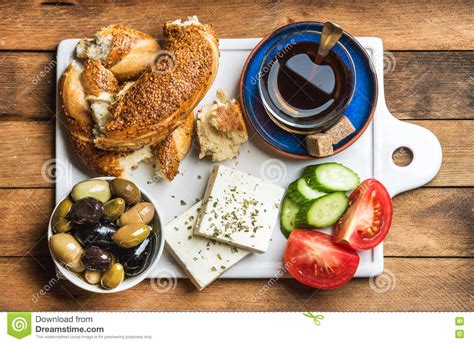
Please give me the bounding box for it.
[333,178,393,250]
[284,230,359,289]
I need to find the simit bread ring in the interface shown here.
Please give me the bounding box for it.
[59,19,208,179]
[94,16,219,151]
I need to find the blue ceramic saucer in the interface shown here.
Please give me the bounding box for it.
[240,22,378,159]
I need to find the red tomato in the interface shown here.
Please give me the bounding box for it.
[284,230,359,289]
[333,178,393,250]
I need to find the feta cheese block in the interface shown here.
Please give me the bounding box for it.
[165,201,250,290]
[194,164,285,253]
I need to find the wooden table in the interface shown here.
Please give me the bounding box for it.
[0,1,472,312]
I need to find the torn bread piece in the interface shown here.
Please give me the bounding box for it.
[197,90,248,161]
[81,59,119,98]
[151,112,194,181]
[59,61,152,177]
[81,59,120,130]
[325,115,356,145]
[165,201,250,291]
[306,133,334,157]
[81,59,137,132]
[76,24,160,81]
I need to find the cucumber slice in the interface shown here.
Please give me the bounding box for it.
[280,195,300,238]
[288,178,327,203]
[295,192,349,228]
[303,163,360,192]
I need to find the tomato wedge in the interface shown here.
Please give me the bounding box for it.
[284,230,359,289]
[333,178,392,250]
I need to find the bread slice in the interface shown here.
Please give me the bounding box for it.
[196,90,248,161]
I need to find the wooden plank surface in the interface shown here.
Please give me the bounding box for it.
[0,257,471,311]
[0,120,472,188]
[0,187,472,258]
[0,51,473,121]
[384,51,474,120]
[388,188,474,257]
[0,52,56,120]
[0,0,472,313]
[0,1,472,50]
[0,121,54,188]
[424,120,474,187]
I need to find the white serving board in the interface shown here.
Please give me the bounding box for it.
[56,38,442,279]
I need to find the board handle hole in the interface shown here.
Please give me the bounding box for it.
[392,147,413,167]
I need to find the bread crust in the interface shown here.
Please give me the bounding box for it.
[94,19,219,151]
[81,60,120,97]
[151,112,194,181]
[78,24,160,81]
[214,99,246,133]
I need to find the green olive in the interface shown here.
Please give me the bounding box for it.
[55,197,74,217]
[110,178,141,205]
[112,223,151,248]
[71,179,112,203]
[118,202,155,226]
[52,198,74,233]
[103,198,126,221]
[101,263,124,289]
[53,217,74,233]
[84,270,102,285]
[50,233,85,272]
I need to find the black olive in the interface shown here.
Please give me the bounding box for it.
[118,235,153,276]
[69,197,103,224]
[82,246,113,271]
[74,221,117,249]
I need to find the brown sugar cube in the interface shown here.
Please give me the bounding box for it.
[306,133,334,157]
[325,116,356,144]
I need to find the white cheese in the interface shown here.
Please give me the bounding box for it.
[194,165,285,253]
[164,201,250,290]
